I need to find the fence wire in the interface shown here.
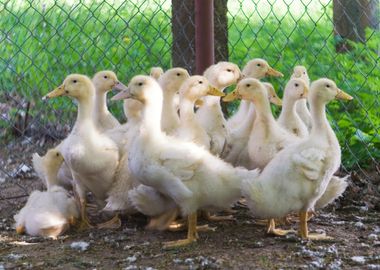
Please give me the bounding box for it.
[0,0,379,213]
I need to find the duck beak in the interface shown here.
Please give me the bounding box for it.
[335,89,353,100]
[301,85,309,98]
[195,99,204,107]
[270,96,282,106]
[113,81,128,91]
[112,88,131,100]
[266,67,284,77]
[223,88,241,102]
[207,86,225,97]
[42,84,65,100]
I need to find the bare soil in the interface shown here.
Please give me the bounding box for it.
[1,136,380,269]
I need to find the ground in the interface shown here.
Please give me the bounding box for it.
[1,138,380,269]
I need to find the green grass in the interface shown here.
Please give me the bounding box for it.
[0,1,379,170]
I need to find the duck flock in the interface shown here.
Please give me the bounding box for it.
[14,59,353,248]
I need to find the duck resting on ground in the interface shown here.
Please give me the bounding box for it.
[15,149,79,238]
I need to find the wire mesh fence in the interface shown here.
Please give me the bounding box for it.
[0,0,379,214]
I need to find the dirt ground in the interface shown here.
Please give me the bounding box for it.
[1,136,380,269]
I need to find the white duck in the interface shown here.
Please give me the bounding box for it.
[43,74,120,227]
[224,78,299,170]
[292,66,312,131]
[226,58,283,131]
[222,82,282,168]
[15,149,79,238]
[92,70,127,132]
[241,78,352,239]
[176,75,224,148]
[277,78,309,138]
[196,61,241,156]
[117,75,259,247]
[159,67,190,135]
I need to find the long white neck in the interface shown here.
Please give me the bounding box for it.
[236,102,256,134]
[253,95,277,127]
[94,90,109,120]
[141,95,164,140]
[46,166,62,189]
[161,91,179,131]
[278,96,297,122]
[72,95,97,133]
[309,98,334,139]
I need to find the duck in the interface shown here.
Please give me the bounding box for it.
[15,149,79,238]
[159,68,190,135]
[291,66,312,131]
[43,74,120,228]
[222,82,282,168]
[196,61,241,156]
[224,78,300,170]
[277,78,309,138]
[118,75,259,247]
[150,66,164,80]
[240,78,352,239]
[33,147,72,189]
[92,70,128,132]
[176,75,224,148]
[226,58,283,131]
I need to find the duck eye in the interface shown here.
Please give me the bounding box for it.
[56,153,60,157]
[227,69,232,72]
[104,75,108,79]
[199,81,203,84]
[257,63,261,67]
[326,84,330,88]
[65,90,69,94]
[176,73,181,76]
[138,82,143,86]
[246,84,251,87]
[303,72,306,74]
[73,80,77,83]
[295,83,299,87]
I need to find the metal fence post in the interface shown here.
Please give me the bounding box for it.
[195,0,214,75]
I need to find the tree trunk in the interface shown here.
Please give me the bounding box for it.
[333,0,379,52]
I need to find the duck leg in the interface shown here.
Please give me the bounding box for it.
[96,213,122,229]
[163,212,198,249]
[201,210,235,222]
[146,208,180,231]
[266,218,295,236]
[299,211,332,240]
[77,198,95,229]
[16,225,25,234]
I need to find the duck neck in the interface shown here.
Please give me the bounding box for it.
[94,90,109,118]
[46,167,61,188]
[279,97,297,121]
[142,97,163,136]
[253,96,277,126]
[73,95,97,132]
[309,99,333,138]
[162,91,179,125]
[179,98,196,123]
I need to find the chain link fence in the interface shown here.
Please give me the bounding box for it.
[1,0,379,215]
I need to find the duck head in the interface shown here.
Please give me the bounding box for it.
[242,58,283,79]
[92,70,128,93]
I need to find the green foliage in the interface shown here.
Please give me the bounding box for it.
[0,2,378,169]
